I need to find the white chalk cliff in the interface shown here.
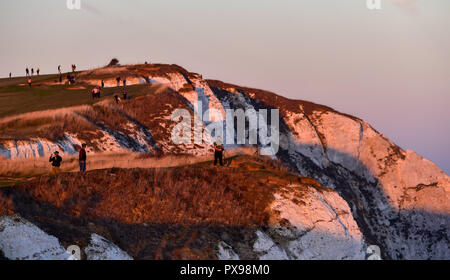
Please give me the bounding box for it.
[0,64,448,259]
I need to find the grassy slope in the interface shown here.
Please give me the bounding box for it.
[0,74,159,118]
[0,74,59,87]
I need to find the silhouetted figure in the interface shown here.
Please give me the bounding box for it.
[91,87,101,99]
[58,65,62,74]
[37,68,40,75]
[114,94,120,104]
[213,138,224,166]
[116,76,121,87]
[9,73,11,78]
[26,68,29,76]
[67,74,75,85]
[101,80,105,88]
[123,78,127,87]
[122,90,127,100]
[31,68,34,75]
[79,143,87,172]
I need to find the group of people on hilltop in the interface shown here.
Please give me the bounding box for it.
[15,64,79,87]
[58,64,77,75]
[56,65,77,84]
[25,67,40,77]
[110,77,128,104]
[113,90,128,104]
[116,76,127,87]
[57,64,77,75]
[23,67,40,86]
[66,73,76,85]
[91,78,129,102]
[18,64,78,78]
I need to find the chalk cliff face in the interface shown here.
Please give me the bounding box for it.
[206,79,449,259]
[0,64,448,259]
[0,215,132,260]
[206,80,449,260]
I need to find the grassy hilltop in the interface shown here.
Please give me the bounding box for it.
[0,73,156,118]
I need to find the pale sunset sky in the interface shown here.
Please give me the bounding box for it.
[0,0,449,173]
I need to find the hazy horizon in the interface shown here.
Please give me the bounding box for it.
[0,0,449,174]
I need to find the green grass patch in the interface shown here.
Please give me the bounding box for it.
[0,81,159,118]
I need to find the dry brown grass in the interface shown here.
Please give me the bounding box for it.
[0,153,311,259]
[0,155,292,226]
[0,105,95,141]
[0,147,258,179]
[0,105,90,125]
[76,64,193,81]
[0,153,196,178]
[0,101,135,143]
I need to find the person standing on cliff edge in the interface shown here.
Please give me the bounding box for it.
[79,143,87,172]
[49,151,62,175]
[213,137,225,166]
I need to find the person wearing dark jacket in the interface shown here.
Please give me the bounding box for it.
[49,151,62,175]
[79,144,87,172]
[213,138,224,166]
[114,94,120,104]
